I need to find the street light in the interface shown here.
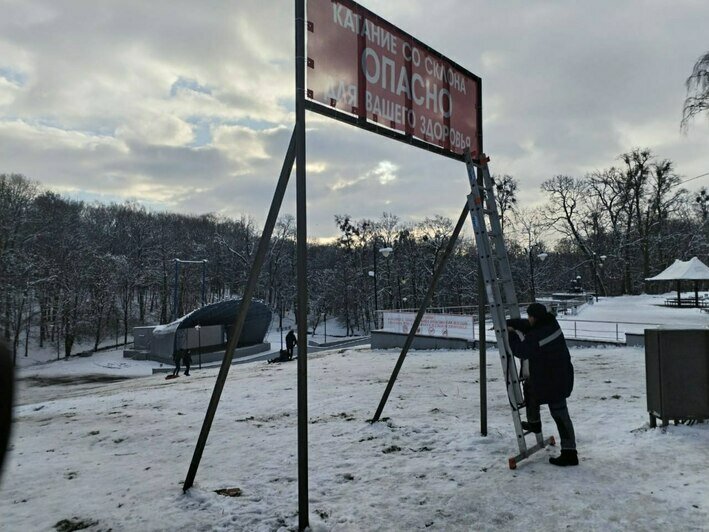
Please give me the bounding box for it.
[371,245,394,330]
[194,325,202,369]
[379,247,394,311]
[529,248,547,302]
[592,254,607,301]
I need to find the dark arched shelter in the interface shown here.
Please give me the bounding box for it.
[152,299,272,359]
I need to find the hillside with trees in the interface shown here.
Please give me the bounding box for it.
[1,147,707,361]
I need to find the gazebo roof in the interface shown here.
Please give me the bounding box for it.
[645,257,709,282]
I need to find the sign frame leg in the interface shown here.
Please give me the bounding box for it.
[295,0,309,530]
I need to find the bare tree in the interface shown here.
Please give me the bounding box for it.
[541,175,590,254]
[493,174,518,234]
[694,188,709,222]
[512,208,551,300]
[682,52,709,131]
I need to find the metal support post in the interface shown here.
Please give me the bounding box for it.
[529,249,536,301]
[373,241,378,328]
[295,1,309,529]
[478,264,487,436]
[197,326,202,369]
[371,203,469,423]
[182,128,297,493]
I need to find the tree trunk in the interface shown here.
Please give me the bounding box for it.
[93,306,103,351]
[12,294,26,364]
[123,285,130,345]
[39,293,46,347]
[24,300,31,357]
[3,289,11,342]
[138,287,146,323]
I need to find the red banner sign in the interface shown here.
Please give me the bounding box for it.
[306,0,481,157]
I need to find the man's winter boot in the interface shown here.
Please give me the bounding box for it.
[549,449,578,466]
[521,420,542,433]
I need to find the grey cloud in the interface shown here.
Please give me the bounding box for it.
[1,0,707,238]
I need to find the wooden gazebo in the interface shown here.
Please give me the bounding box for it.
[646,257,709,308]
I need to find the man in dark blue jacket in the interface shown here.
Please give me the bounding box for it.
[507,303,578,466]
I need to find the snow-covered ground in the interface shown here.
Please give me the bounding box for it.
[17,349,161,379]
[268,315,365,347]
[11,336,134,369]
[3,344,708,531]
[574,292,708,327]
[557,292,708,342]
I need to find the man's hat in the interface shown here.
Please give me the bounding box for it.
[526,303,548,319]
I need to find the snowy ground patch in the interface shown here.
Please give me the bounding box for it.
[2,345,708,531]
[573,292,708,327]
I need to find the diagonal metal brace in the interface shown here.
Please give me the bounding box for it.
[371,202,470,423]
[182,128,296,492]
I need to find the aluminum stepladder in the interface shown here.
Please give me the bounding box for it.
[464,150,555,469]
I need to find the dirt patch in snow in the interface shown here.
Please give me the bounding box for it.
[22,375,131,387]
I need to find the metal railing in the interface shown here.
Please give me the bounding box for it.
[555,318,660,342]
[376,308,660,343]
[375,297,589,321]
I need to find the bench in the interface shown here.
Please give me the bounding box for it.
[664,298,709,308]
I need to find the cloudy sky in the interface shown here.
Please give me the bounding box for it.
[1,0,707,238]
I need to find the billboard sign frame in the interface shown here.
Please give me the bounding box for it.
[305,0,482,162]
[185,3,486,529]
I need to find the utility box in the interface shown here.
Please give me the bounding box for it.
[644,328,709,427]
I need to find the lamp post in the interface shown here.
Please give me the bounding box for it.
[379,247,393,310]
[535,252,548,301]
[370,245,394,330]
[592,253,607,302]
[368,269,377,330]
[529,248,548,302]
[575,275,582,294]
[194,325,202,370]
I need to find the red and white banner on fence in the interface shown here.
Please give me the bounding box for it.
[382,312,475,341]
[306,0,481,157]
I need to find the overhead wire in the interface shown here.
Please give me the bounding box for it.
[678,172,709,186]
